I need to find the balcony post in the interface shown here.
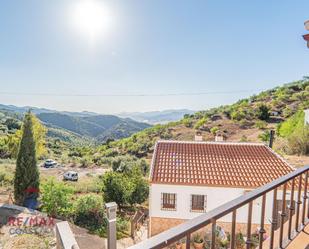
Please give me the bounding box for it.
[302,171,308,225]
[295,175,303,232]
[258,194,266,249]
[231,210,236,249]
[279,183,287,249]
[269,188,278,249]
[288,178,295,240]
[105,202,118,249]
[246,201,253,249]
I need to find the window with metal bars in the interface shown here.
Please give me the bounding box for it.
[161,193,176,210]
[191,194,207,212]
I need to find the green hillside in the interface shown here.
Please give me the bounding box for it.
[88,78,309,161]
[37,113,150,141]
[1,78,308,164]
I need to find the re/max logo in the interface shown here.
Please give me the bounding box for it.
[7,216,55,227]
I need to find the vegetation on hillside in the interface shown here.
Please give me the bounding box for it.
[77,77,309,163]
[275,110,309,155]
[1,78,308,165]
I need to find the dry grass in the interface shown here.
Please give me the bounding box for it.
[1,234,54,249]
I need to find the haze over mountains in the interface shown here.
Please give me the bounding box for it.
[0,104,193,143]
[118,109,195,124]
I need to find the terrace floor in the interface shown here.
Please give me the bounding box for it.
[286,224,309,249]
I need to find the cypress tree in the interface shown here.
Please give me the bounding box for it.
[14,111,40,206]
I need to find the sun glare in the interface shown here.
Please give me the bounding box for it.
[70,0,113,43]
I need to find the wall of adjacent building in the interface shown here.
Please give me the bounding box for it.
[149,183,289,236]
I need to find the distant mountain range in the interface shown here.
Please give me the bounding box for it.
[0,104,150,143]
[118,109,195,124]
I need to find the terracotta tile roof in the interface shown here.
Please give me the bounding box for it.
[150,141,295,189]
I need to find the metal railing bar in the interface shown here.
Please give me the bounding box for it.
[186,233,190,249]
[231,210,236,249]
[288,178,295,241]
[127,166,308,249]
[269,188,278,249]
[246,201,253,249]
[211,219,216,249]
[279,183,287,249]
[259,194,266,249]
[295,174,303,232]
[301,171,308,225]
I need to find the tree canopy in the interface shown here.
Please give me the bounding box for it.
[14,111,40,206]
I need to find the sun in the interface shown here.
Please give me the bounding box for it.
[70,0,113,43]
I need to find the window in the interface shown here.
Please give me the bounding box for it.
[191,195,206,212]
[161,193,176,210]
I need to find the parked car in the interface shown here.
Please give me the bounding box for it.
[63,171,78,181]
[43,159,57,168]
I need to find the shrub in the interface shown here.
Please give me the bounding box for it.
[194,117,207,130]
[102,169,149,208]
[231,110,246,121]
[0,171,13,187]
[258,130,270,142]
[129,173,149,206]
[102,172,133,208]
[255,120,267,130]
[210,127,219,135]
[182,118,193,128]
[40,178,74,217]
[73,194,106,230]
[240,135,248,142]
[110,155,149,176]
[256,104,270,120]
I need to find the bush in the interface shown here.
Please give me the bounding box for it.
[73,194,106,230]
[231,110,246,121]
[255,120,267,130]
[40,178,74,217]
[256,104,270,120]
[194,117,207,130]
[0,172,13,187]
[210,127,219,135]
[111,156,149,176]
[102,172,133,208]
[129,173,149,206]
[182,118,193,128]
[102,169,149,208]
[258,130,270,142]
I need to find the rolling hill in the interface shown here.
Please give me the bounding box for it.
[0,105,151,144]
[96,78,309,160]
[37,112,150,141]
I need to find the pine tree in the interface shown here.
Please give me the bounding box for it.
[14,111,40,206]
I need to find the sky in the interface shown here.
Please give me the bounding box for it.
[0,0,308,114]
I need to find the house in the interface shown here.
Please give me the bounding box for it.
[148,140,295,237]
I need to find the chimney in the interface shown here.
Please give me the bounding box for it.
[215,131,226,142]
[269,130,275,148]
[195,131,203,142]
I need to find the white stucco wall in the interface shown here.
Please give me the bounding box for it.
[150,184,289,225]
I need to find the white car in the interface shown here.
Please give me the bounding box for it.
[44,159,57,168]
[63,171,78,181]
